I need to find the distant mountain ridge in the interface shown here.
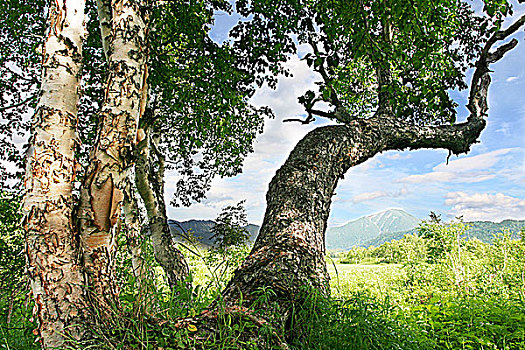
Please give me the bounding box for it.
[326,209,420,250]
[326,209,525,250]
[364,219,525,248]
[168,219,259,246]
[169,210,524,250]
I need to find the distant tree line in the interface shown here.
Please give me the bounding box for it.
[340,219,525,267]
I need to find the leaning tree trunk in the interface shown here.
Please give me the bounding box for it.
[135,125,190,288]
[221,123,384,325]
[22,0,88,347]
[222,117,486,332]
[78,0,149,312]
[221,18,523,335]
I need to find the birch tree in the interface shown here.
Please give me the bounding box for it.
[22,0,89,346]
[4,0,268,346]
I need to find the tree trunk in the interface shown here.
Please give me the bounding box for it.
[22,0,88,347]
[78,0,149,311]
[222,30,500,328]
[96,0,112,62]
[221,123,382,324]
[122,173,149,291]
[135,126,190,288]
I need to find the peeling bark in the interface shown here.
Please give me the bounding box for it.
[122,173,149,289]
[22,0,88,347]
[79,0,149,310]
[135,126,190,288]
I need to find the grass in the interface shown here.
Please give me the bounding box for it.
[323,262,525,350]
[2,253,525,349]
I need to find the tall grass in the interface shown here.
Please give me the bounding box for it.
[2,221,524,349]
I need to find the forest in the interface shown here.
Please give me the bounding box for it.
[1,0,524,349]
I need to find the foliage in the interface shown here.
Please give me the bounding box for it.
[330,219,525,350]
[412,295,525,349]
[0,0,44,184]
[288,291,427,350]
[145,1,271,206]
[1,0,268,206]
[0,192,37,349]
[210,201,251,250]
[229,0,512,125]
[199,201,251,291]
[2,204,525,349]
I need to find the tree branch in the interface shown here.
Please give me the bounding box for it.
[283,116,315,124]
[306,35,352,124]
[469,14,525,114]
[96,0,113,63]
[0,95,37,112]
[380,14,525,155]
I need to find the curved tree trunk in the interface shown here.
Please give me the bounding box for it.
[222,119,486,332]
[22,0,88,347]
[221,19,521,333]
[222,117,487,322]
[222,123,379,318]
[78,0,149,311]
[135,125,190,288]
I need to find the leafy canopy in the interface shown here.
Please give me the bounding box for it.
[0,0,269,206]
[231,0,514,125]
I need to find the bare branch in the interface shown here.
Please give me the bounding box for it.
[468,14,525,116]
[379,15,525,156]
[483,14,525,57]
[488,38,519,63]
[0,95,36,112]
[283,115,315,124]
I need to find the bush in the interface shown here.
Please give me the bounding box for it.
[0,192,37,349]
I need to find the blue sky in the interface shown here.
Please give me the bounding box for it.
[167,5,525,226]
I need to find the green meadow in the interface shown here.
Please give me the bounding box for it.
[2,216,525,349]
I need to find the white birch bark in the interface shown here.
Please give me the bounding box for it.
[78,0,149,310]
[22,0,88,347]
[135,127,190,288]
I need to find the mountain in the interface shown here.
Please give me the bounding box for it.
[464,220,524,243]
[168,219,260,247]
[169,213,524,250]
[326,209,420,250]
[361,219,525,248]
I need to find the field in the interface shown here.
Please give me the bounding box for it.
[321,261,525,350]
[2,222,525,349]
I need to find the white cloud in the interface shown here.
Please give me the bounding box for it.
[506,76,518,82]
[399,148,517,184]
[383,152,412,161]
[445,192,525,221]
[399,171,456,184]
[350,186,410,203]
[434,148,512,172]
[352,191,387,203]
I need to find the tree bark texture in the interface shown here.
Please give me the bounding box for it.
[222,117,487,327]
[22,0,88,347]
[135,126,190,288]
[96,0,112,62]
[221,123,381,324]
[78,0,149,309]
[122,173,149,290]
[221,20,519,330]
